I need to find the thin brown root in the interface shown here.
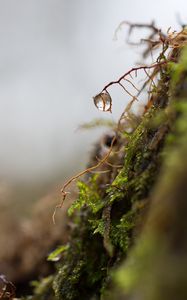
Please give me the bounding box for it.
[123,78,140,93]
[101,61,167,93]
[53,135,117,224]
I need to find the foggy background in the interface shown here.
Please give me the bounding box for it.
[0,0,186,187]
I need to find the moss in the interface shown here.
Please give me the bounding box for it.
[110,210,136,252]
[52,68,172,300]
[23,42,187,300]
[170,47,187,88]
[47,54,172,300]
[68,174,103,216]
[26,276,55,300]
[53,212,109,300]
[103,46,187,300]
[107,107,168,205]
[107,107,187,299]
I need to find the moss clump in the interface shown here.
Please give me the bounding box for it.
[110,209,136,252]
[52,54,172,300]
[24,41,187,300]
[53,219,108,300]
[25,276,55,300]
[104,46,187,300]
[68,174,103,216]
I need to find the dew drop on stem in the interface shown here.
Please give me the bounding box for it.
[93,92,112,112]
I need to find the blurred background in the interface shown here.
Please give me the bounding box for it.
[0,0,187,286]
[0,0,186,186]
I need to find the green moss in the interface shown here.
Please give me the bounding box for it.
[110,210,136,252]
[29,276,55,300]
[107,107,166,205]
[170,47,187,88]
[103,46,187,300]
[47,244,69,262]
[52,59,173,300]
[52,210,109,300]
[68,174,103,216]
[114,235,159,293]
[53,259,85,300]
[107,104,187,299]
[25,43,187,300]
[89,218,105,236]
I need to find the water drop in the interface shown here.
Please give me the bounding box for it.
[93,92,112,112]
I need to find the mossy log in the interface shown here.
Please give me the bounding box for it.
[25,46,187,300]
